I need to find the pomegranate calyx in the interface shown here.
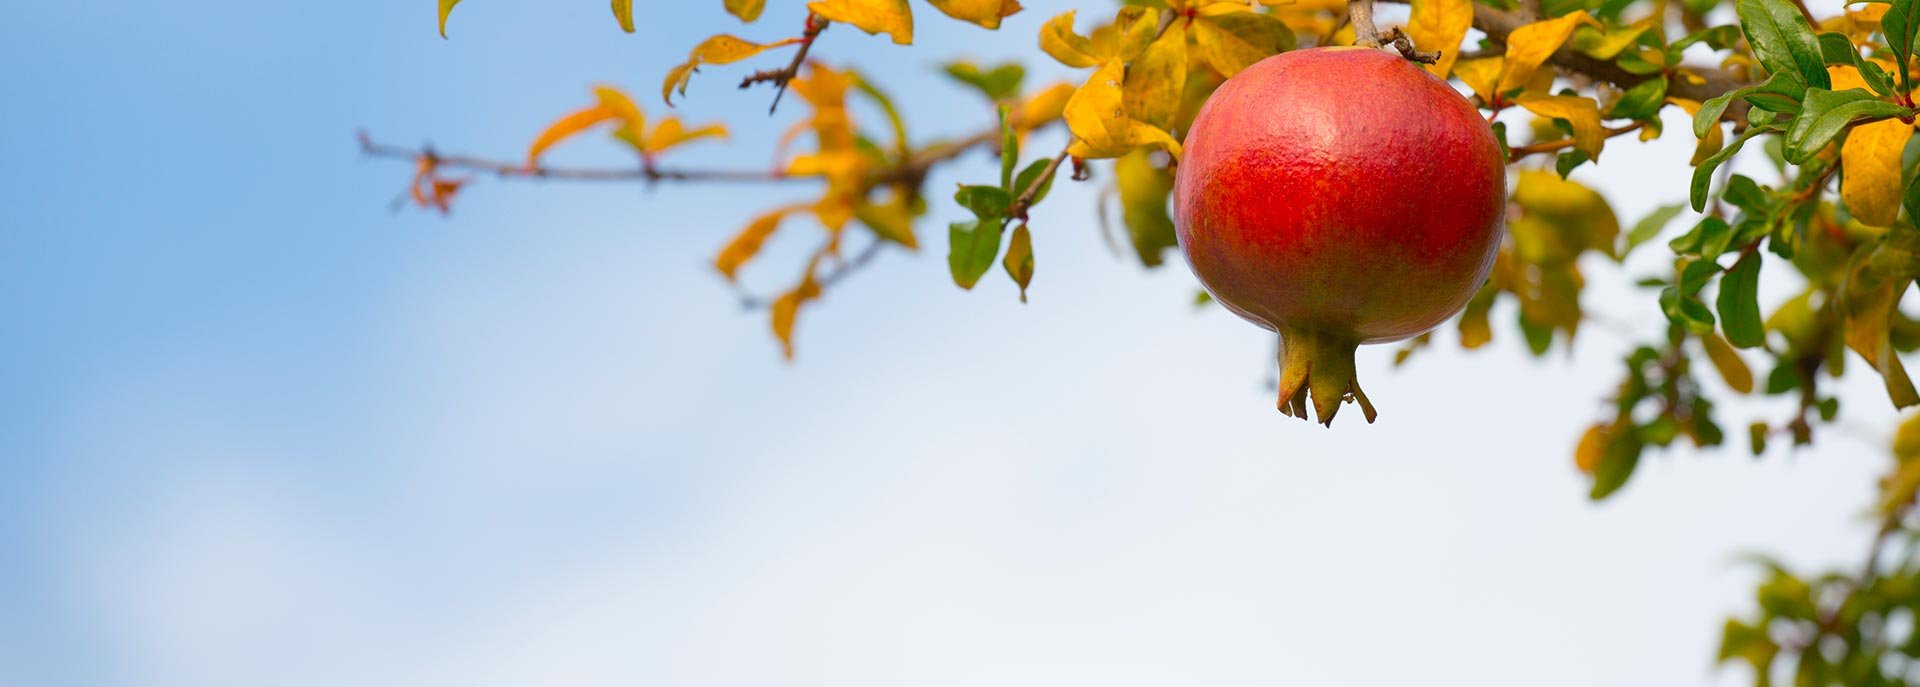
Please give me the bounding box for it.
[1277,327,1378,427]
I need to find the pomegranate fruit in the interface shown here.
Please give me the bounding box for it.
[1173,47,1506,426]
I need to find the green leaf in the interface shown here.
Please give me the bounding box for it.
[947,219,1005,289]
[942,61,1026,102]
[1722,174,1771,212]
[1694,74,1799,138]
[1590,430,1644,499]
[1736,0,1829,89]
[1783,88,1909,164]
[1692,126,1777,211]
[1718,251,1765,347]
[1116,149,1177,267]
[1555,150,1590,178]
[954,184,1012,220]
[1624,203,1686,257]
[1013,159,1056,208]
[1887,0,1919,92]
[1817,32,1897,95]
[1905,160,1920,225]
[1610,76,1668,120]
[613,0,635,32]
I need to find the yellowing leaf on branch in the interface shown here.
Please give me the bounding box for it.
[1516,94,1606,160]
[1012,82,1074,128]
[1064,60,1182,159]
[770,255,825,360]
[1832,65,1912,226]
[1497,10,1600,94]
[1124,20,1188,130]
[1090,7,1161,63]
[1192,8,1295,77]
[809,0,914,44]
[1039,12,1102,68]
[1455,57,1503,103]
[1406,0,1473,77]
[438,0,461,38]
[661,34,804,104]
[613,0,635,32]
[927,0,1022,29]
[1843,257,1920,409]
[726,0,767,23]
[716,204,807,281]
[643,117,730,155]
[527,106,619,167]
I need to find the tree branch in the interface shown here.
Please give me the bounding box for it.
[1378,0,1747,104]
[1507,121,1647,161]
[358,133,793,183]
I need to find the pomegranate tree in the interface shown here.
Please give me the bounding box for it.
[1174,47,1508,426]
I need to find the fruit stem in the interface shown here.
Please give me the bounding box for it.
[1276,327,1378,427]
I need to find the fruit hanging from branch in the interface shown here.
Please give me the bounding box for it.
[1174,47,1507,426]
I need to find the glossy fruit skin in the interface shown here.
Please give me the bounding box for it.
[1173,47,1506,345]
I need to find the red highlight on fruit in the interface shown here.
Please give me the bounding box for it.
[1174,47,1507,427]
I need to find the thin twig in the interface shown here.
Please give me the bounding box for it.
[736,236,886,310]
[1010,145,1072,221]
[738,13,827,115]
[1506,121,1647,161]
[358,133,792,183]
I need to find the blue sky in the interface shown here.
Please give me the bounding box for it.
[0,1,1902,686]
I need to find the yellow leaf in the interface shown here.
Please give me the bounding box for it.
[439,0,461,38]
[1012,82,1075,128]
[716,205,805,280]
[1701,333,1755,394]
[1574,423,1606,473]
[1192,10,1295,77]
[1099,7,1162,62]
[1039,11,1101,68]
[1455,57,1503,104]
[613,0,635,32]
[1407,0,1473,77]
[808,0,914,44]
[1516,94,1605,160]
[1003,223,1034,302]
[689,34,801,64]
[770,260,825,360]
[1832,65,1912,226]
[1064,60,1182,159]
[662,63,697,105]
[1497,10,1599,94]
[726,0,767,22]
[1669,97,1724,165]
[1458,283,1497,348]
[926,0,1022,29]
[661,34,803,105]
[593,86,644,130]
[855,187,920,249]
[645,117,730,155]
[1570,25,1647,60]
[527,105,617,167]
[1124,19,1188,129]
[1842,119,1911,227]
[1843,258,1920,408]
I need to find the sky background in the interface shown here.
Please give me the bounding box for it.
[0,1,1905,686]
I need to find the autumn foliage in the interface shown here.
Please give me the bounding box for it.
[376,1,1920,680]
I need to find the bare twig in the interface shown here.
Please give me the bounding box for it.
[739,13,827,115]
[1506,121,1647,161]
[736,235,887,309]
[1347,0,1441,62]
[1010,144,1072,222]
[358,133,792,183]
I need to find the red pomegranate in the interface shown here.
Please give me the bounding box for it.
[1174,47,1506,426]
